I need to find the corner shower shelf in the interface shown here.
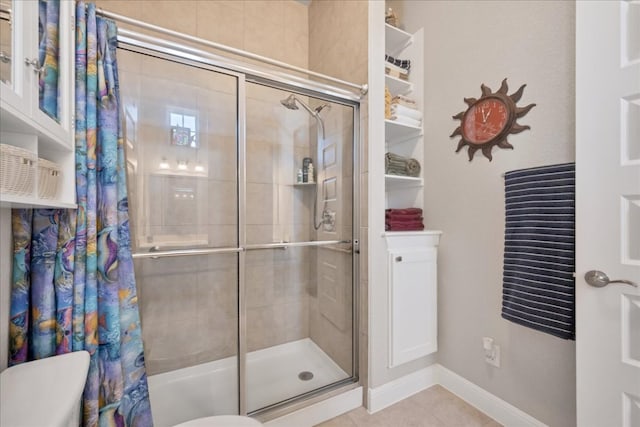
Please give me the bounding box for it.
[385,23,413,55]
[293,182,316,187]
[385,119,422,142]
[385,75,413,95]
[384,174,423,188]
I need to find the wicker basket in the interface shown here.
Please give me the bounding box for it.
[0,144,36,196]
[38,158,61,199]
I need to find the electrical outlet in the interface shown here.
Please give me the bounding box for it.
[483,336,501,368]
[487,344,500,368]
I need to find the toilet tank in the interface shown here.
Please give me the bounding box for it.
[0,351,90,427]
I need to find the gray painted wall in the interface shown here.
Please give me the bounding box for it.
[401,1,576,426]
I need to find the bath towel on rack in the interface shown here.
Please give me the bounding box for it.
[501,163,575,340]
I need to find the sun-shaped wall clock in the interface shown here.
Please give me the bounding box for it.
[450,78,536,161]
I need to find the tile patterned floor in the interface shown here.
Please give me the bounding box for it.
[315,385,502,427]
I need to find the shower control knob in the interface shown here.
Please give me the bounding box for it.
[395,256,402,262]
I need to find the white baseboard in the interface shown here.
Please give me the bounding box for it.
[266,364,546,427]
[436,365,547,427]
[367,365,438,413]
[264,386,362,427]
[366,364,546,427]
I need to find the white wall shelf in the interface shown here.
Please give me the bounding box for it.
[384,22,423,199]
[385,23,413,55]
[385,174,423,188]
[385,119,422,142]
[0,193,77,209]
[385,75,413,95]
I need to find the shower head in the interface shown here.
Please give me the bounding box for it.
[280,93,328,139]
[314,103,331,114]
[280,94,299,110]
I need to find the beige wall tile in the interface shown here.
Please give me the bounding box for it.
[244,0,285,27]
[283,33,309,69]
[196,1,245,49]
[283,1,308,36]
[111,0,375,376]
[94,0,143,20]
[309,0,367,82]
[246,183,276,225]
[360,172,368,227]
[246,141,276,183]
[244,19,287,63]
[140,1,198,36]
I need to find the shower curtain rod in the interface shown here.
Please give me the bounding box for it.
[93,7,368,97]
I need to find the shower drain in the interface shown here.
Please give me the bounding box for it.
[298,371,314,381]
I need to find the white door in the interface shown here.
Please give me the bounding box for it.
[576,1,640,426]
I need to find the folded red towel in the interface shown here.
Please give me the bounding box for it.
[386,214,423,221]
[386,208,422,215]
[386,219,424,226]
[385,223,425,231]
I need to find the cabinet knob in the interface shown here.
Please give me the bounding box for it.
[395,256,402,262]
[0,51,11,63]
[24,58,43,73]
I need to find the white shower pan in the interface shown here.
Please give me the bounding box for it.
[147,338,348,427]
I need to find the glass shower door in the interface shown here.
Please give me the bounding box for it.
[243,82,355,413]
[118,48,240,426]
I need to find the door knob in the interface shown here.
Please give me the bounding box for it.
[584,270,637,288]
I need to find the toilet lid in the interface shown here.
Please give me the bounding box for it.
[174,415,263,427]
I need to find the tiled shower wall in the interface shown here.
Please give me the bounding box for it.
[98,0,313,375]
[308,0,369,393]
[118,48,241,374]
[95,1,367,380]
[94,0,309,69]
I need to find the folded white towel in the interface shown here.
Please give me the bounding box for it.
[392,94,417,104]
[391,104,422,121]
[389,115,422,128]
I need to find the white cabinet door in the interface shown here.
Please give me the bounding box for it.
[388,246,437,367]
[27,0,75,149]
[0,0,74,150]
[0,0,30,118]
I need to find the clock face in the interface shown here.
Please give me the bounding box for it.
[451,79,535,161]
[462,97,509,145]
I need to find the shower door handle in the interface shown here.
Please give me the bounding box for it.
[244,240,351,251]
[132,246,243,259]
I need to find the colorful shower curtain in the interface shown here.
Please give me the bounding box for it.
[38,0,60,120]
[9,2,153,426]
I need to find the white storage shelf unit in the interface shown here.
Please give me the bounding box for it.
[0,0,76,208]
[384,23,424,210]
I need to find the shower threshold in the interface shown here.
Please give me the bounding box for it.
[147,338,348,427]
